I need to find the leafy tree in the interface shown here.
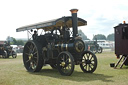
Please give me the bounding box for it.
[16,40,24,45]
[7,37,26,45]
[12,37,17,44]
[78,30,89,40]
[93,34,106,40]
[107,33,114,41]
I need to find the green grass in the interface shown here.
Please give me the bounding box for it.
[0,52,128,85]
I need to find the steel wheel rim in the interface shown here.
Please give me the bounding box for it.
[81,51,97,72]
[59,53,72,73]
[57,51,74,76]
[98,47,102,53]
[92,48,97,53]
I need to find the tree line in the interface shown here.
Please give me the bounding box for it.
[6,36,27,45]
[78,30,114,41]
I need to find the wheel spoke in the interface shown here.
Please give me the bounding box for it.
[30,43,33,49]
[65,54,69,61]
[89,56,93,61]
[26,53,30,56]
[90,62,94,66]
[83,55,87,60]
[27,46,31,50]
[67,62,72,64]
[29,62,33,69]
[26,59,31,63]
[86,53,90,60]
[83,64,87,67]
[88,64,93,70]
[32,46,36,53]
[33,56,37,59]
[67,64,71,69]
[86,64,88,71]
[85,65,87,69]
[91,59,95,62]
[33,60,37,65]
[66,58,69,62]
[62,54,65,61]
[64,54,67,62]
[33,51,38,55]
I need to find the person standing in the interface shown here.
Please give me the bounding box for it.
[32,31,38,40]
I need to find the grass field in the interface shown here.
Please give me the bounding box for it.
[0,52,128,85]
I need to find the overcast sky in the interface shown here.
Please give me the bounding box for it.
[0,0,128,40]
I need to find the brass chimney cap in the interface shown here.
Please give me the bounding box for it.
[70,9,78,13]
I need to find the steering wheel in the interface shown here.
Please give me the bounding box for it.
[51,28,62,35]
[51,28,62,39]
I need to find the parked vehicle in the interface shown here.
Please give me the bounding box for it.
[16,9,97,76]
[0,44,7,58]
[0,42,17,58]
[85,40,103,54]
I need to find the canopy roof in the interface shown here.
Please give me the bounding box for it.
[16,16,87,32]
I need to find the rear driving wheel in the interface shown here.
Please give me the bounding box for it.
[12,51,17,58]
[80,51,97,73]
[98,47,102,53]
[92,47,97,54]
[23,41,44,72]
[57,51,75,76]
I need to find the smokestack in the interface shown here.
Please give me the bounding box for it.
[70,9,78,38]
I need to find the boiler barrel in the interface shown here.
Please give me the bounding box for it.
[55,39,85,53]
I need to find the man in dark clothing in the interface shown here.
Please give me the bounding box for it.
[32,31,38,40]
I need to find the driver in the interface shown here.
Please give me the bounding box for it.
[32,30,38,40]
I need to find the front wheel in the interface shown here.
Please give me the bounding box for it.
[98,47,103,53]
[57,51,75,76]
[80,51,97,73]
[2,51,7,58]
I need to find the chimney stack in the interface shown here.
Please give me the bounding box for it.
[70,9,78,38]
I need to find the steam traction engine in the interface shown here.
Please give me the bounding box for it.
[16,9,97,76]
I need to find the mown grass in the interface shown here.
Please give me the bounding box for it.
[0,52,128,85]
